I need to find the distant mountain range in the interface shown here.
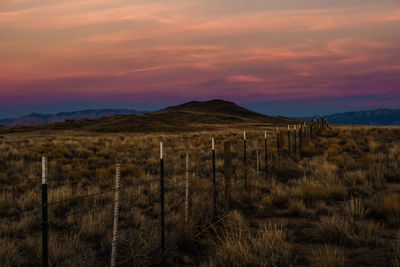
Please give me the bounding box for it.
[0,109,147,126]
[300,109,400,126]
[0,100,299,134]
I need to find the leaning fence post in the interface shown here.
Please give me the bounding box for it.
[264,131,268,180]
[185,148,189,222]
[212,138,216,221]
[160,141,165,254]
[42,157,48,267]
[110,162,121,267]
[243,131,247,192]
[224,141,231,207]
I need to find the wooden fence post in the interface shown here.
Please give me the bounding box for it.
[256,140,259,180]
[110,162,121,267]
[288,125,291,157]
[185,148,189,222]
[160,141,165,254]
[264,131,268,180]
[224,141,231,207]
[276,126,280,159]
[41,157,48,267]
[212,138,216,221]
[243,131,247,192]
[294,125,297,155]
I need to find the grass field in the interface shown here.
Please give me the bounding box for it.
[1,125,400,266]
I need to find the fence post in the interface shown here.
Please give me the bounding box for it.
[110,162,121,267]
[276,126,280,159]
[185,148,189,222]
[224,141,231,207]
[299,124,302,154]
[264,131,268,180]
[288,125,291,157]
[41,157,48,267]
[212,138,216,221]
[294,125,297,156]
[256,141,259,179]
[160,141,165,254]
[243,131,247,192]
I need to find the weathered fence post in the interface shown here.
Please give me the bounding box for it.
[110,162,121,267]
[256,140,259,179]
[288,125,291,157]
[160,141,165,254]
[298,124,302,154]
[294,125,297,155]
[212,138,216,221]
[41,157,48,267]
[243,131,247,192]
[224,141,231,207]
[276,126,280,159]
[185,148,189,222]
[264,131,268,180]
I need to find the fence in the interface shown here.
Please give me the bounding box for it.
[1,118,326,266]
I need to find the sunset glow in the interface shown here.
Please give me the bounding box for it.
[1,0,399,117]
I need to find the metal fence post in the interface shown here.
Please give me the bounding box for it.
[110,162,121,267]
[42,157,48,267]
[243,131,247,192]
[264,131,268,180]
[294,125,297,155]
[224,141,231,207]
[288,125,291,157]
[276,126,280,159]
[185,148,189,222]
[212,138,216,221]
[160,141,165,254]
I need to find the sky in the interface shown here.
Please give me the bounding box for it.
[1,0,400,118]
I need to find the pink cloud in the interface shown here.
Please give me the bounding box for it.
[226,75,265,83]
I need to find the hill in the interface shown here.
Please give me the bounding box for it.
[0,109,147,126]
[322,109,400,125]
[0,99,299,134]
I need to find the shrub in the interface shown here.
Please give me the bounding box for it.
[311,244,346,267]
[359,155,374,170]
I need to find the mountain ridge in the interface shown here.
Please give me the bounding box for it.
[0,99,299,134]
[0,109,147,126]
[298,108,400,125]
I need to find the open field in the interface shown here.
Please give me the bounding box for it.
[1,124,400,266]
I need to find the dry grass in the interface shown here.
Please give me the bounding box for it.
[311,244,346,267]
[0,125,399,265]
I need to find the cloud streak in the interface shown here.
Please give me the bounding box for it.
[0,0,399,115]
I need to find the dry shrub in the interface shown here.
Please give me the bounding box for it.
[0,172,7,184]
[210,211,293,266]
[318,215,383,247]
[256,195,275,217]
[121,163,143,178]
[326,144,342,156]
[95,168,112,179]
[380,193,400,217]
[0,240,27,266]
[328,155,344,167]
[287,198,310,217]
[359,154,374,170]
[311,244,346,267]
[303,183,331,203]
[318,215,350,245]
[342,140,358,152]
[342,198,365,222]
[390,231,400,267]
